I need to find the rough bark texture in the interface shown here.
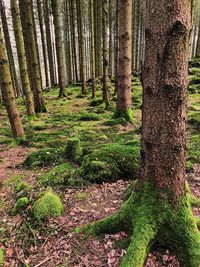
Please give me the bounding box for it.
[102,0,110,106]
[51,0,66,97]
[19,0,46,113]
[0,26,25,140]
[114,0,132,121]
[196,16,200,56]
[11,0,36,120]
[114,0,119,94]
[75,1,200,266]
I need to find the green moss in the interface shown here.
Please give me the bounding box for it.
[189,68,200,75]
[0,249,4,267]
[103,117,127,126]
[12,197,29,215]
[113,108,133,122]
[23,147,64,167]
[75,181,200,267]
[90,97,103,107]
[37,163,73,186]
[187,134,200,167]
[32,121,46,131]
[189,57,200,68]
[77,112,101,121]
[76,192,89,201]
[65,138,83,163]
[188,112,200,131]
[32,189,63,220]
[79,143,140,183]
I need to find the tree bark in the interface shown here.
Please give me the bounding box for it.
[51,0,66,97]
[44,0,55,86]
[19,0,46,113]
[76,1,200,266]
[90,0,96,98]
[0,0,20,98]
[114,0,132,121]
[102,0,110,106]
[114,0,119,94]
[10,0,36,120]
[0,26,25,141]
[76,0,87,94]
[37,0,49,88]
[196,15,200,56]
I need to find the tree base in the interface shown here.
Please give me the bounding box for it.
[75,182,200,267]
[113,108,133,123]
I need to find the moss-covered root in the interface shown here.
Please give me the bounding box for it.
[75,207,131,236]
[113,108,133,123]
[75,182,200,267]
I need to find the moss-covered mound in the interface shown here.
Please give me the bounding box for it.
[32,189,63,220]
[37,163,73,186]
[65,138,83,163]
[23,147,64,167]
[79,142,140,183]
[77,112,101,121]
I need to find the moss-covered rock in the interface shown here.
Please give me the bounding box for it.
[23,147,64,167]
[0,249,4,267]
[37,163,73,186]
[65,138,83,163]
[79,143,140,183]
[32,189,63,220]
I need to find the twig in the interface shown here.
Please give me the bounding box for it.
[33,258,51,267]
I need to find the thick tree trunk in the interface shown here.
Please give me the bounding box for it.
[76,0,87,94]
[0,26,25,141]
[19,0,46,113]
[11,0,36,120]
[102,0,110,106]
[51,0,66,97]
[114,0,132,121]
[44,0,55,86]
[0,0,20,98]
[37,0,49,88]
[90,0,96,98]
[76,1,200,266]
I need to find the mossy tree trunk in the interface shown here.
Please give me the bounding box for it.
[0,26,25,141]
[37,0,49,88]
[102,0,110,106]
[19,0,46,113]
[0,0,20,98]
[10,0,36,120]
[76,1,200,266]
[44,0,55,86]
[114,0,133,122]
[51,0,66,97]
[89,0,96,98]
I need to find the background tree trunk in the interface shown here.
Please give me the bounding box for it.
[11,0,36,120]
[0,26,25,140]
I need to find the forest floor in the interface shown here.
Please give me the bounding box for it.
[0,74,200,266]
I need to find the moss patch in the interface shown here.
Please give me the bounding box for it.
[12,197,29,215]
[113,108,133,123]
[0,249,4,267]
[65,138,83,163]
[37,163,73,186]
[32,189,63,220]
[79,143,140,183]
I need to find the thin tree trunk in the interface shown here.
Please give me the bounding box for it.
[0,26,25,141]
[195,16,200,56]
[114,0,132,121]
[64,0,72,82]
[11,0,36,120]
[114,0,119,94]
[76,0,87,94]
[90,0,96,98]
[51,0,66,97]
[102,0,110,106]
[19,0,46,113]
[44,0,55,86]
[37,0,49,88]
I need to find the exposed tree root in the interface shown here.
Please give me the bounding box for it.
[75,182,200,267]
